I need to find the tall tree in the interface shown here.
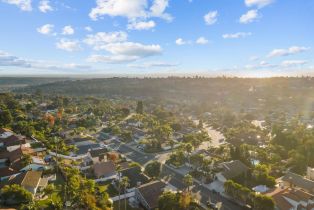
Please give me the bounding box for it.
[136,101,144,114]
[0,109,12,127]
[145,161,161,178]
[183,174,193,192]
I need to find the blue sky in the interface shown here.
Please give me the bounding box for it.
[0,0,313,76]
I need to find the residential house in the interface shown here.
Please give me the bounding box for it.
[281,171,314,194]
[215,160,249,183]
[0,134,26,151]
[0,171,47,195]
[87,148,108,164]
[135,181,166,210]
[266,187,314,210]
[0,128,13,139]
[120,165,149,188]
[93,161,117,180]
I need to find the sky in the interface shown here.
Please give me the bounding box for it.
[0,0,313,77]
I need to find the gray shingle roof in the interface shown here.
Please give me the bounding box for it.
[282,171,314,193]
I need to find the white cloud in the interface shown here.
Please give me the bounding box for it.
[89,0,172,28]
[62,25,75,35]
[175,38,186,46]
[56,39,81,52]
[281,60,307,67]
[268,46,310,58]
[38,0,53,13]
[204,11,218,25]
[245,0,274,8]
[150,0,172,21]
[37,24,54,35]
[196,37,209,45]
[84,31,128,50]
[87,42,162,63]
[103,42,162,56]
[239,10,259,24]
[245,60,277,69]
[85,26,93,32]
[0,51,31,67]
[222,32,252,39]
[128,20,156,30]
[128,61,178,68]
[2,0,32,11]
[87,54,140,63]
[89,0,147,20]
[0,50,91,71]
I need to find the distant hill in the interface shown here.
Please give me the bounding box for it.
[0,77,70,92]
[13,77,314,118]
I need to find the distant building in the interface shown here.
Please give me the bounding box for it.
[135,181,166,210]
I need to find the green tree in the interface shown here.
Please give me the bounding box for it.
[183,174,193,192]
[120,176,130,210]
[158,191,179,210]
[0,109,12,127]
[43,184,55,200]
[145,161,161,178]
[0,184,32,205]
[136,101,144,114]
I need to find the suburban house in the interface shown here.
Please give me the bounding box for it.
[120,165,149,188]
[0,134,26,151]
[87,148,108,164]
[281,171,314,194]
[135,181,166,210]
[215,160,249,183]
[0,171,47,195]
[0,128,13,139]
[266,187,314,210]
[93,161,117,180]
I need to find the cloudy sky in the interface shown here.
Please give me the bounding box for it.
[0,0,313,76]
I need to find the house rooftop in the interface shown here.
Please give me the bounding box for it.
[0,128,12,134]
[137,181,166,209]
[0,147,23,163]
[266,187,314,210]
[282,171,314,192]
[93,161,116,178]
[220,160,248,179]
[0,135,25,147]
[1,171,42,192]
[89,148,108,158]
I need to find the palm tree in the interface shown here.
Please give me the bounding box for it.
[120,176,130,210]
[183,174,193,192]
[115,165,122,210]
[185,143,193,168]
